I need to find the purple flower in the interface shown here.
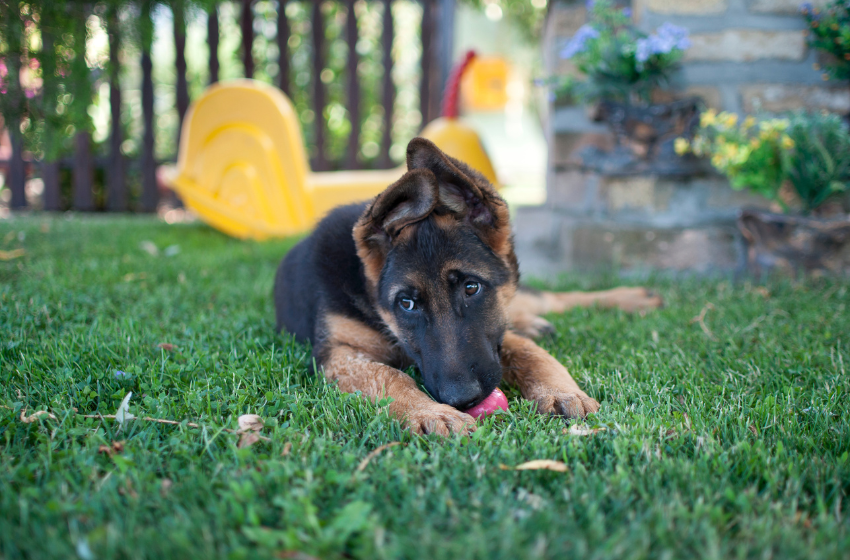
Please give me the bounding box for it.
[656,22,691,50]
[586,0,595,9]
[560,24,600,59]
[622,7,632,18]
[635,23,690,68]
[800,2,813,13]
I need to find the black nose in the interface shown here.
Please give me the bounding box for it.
[436,380,486,410]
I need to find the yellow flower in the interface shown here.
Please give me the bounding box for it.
[749,138,761,149]
[721,113,738,128]
[674,137,690,155]
[700,109,718,128]
[743,116,756,129]
[781,135,795,150]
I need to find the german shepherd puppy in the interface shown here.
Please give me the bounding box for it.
[274,138,661,435]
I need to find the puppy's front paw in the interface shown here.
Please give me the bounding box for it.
[532,391,600,419]
[403,403,477,436]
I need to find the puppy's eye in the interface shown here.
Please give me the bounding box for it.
[399,298,416,312]
[464,282,481,296]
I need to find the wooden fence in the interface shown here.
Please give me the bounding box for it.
[1,0,454,212]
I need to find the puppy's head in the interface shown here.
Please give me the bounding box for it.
[353,138,518,410]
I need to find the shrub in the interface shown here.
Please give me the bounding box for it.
[783,110,850,212]
[676,110,850,214]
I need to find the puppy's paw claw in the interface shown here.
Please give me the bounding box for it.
[533,392,600,419]
[405,404,476,436]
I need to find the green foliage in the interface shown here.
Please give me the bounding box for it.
[558,0,690,104]
[801,1,850,81]
[457,0,549,41]
[678,110,850,214]
[677,111,792,204]
[1,215,850,558]
[783,110,850,213]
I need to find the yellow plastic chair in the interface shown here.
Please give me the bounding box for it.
[170,79,497,240]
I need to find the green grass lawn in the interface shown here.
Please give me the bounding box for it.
[1,215,848,559]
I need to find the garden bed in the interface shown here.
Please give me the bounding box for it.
[1,216,848,558]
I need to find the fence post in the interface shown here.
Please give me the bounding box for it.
[173,0,189,147]
[380,0,395,168]
[208,3,220,84]
[40,21,61,211]
[277,0,290,96]
[311,0,328,171]
[420,0,440,127]
[140,0,158,212]
[1,2,26,209]
[9,126,26,210]
[241,0,255,78]
[345,0,361,169]
[107,6,126,211]
[439,0,455,95]
[71,4,94,211]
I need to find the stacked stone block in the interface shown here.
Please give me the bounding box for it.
[635,0,849,113]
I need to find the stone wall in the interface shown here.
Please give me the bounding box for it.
[634,0,849,114]
[515,0,843,278]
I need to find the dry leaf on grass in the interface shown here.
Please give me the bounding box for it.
[20,408,57,423]
[114,392,136,428]
[565,425,607,436]
[504,460,568,472]
[281,442,292,456]
[98,441,125,456]
[237,414,264,432]
[0,249,26,261]
[238,432,261,449]
[236,414,266,448]
[160,478,173,497]
[122,272,147,282]
[157,343,176,351]
[139,240,159,256]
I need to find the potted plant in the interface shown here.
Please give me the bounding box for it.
[557,0,697,158]
[676,110,850,275]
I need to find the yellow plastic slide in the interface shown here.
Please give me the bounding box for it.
[170,76,497,240]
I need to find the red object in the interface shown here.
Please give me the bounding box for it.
[463,387,509,419]
[441,50,477,119]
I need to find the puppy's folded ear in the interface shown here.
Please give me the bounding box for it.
[354,168,439,292]
[356,168,439,242]
[406,137,511,256]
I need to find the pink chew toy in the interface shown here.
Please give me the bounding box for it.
[463,387,509,419]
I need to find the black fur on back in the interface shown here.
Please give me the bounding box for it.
[274,203,382,343]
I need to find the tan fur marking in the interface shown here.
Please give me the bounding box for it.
[376,308,402,340]
[322,342,475,436]
[353,220,385,299]
[500,331,600,418]
[325,314,401,365]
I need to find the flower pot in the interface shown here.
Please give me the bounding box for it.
[738,209,850,276]
[595,97,701,160]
